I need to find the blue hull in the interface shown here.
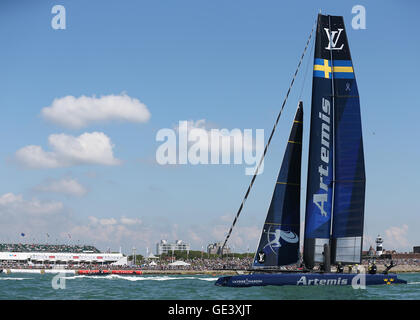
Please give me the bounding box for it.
[215,273,406,287]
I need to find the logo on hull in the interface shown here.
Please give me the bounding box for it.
[297,276,348,286]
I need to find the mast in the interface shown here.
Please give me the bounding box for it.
[303,14,335,269]
[327,14,336,268]
[252,102,303,269]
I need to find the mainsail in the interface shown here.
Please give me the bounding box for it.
[253,102,303,268]
[303,14,365,268]
[329,15,366,265]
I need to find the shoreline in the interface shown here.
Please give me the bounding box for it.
[2,266,420,275]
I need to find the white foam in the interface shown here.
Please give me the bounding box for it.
[198,277,218,282]
[61,275,86,280]
[61,274,218,282]
[0,277,29,280]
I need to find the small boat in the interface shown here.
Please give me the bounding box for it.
[77,270,110,275]
[216,13,406,287]
[111,270,142,275]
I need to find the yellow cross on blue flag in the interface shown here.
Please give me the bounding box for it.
[313,59,354,79]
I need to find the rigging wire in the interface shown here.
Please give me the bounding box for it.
[298,32,315,101]
[221,21,317,255]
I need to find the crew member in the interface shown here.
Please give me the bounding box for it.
[383,260,396,274]
[368,261,377,275]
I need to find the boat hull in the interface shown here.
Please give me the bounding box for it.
[215,273,406,287]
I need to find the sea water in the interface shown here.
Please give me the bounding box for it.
[0,273,419,300]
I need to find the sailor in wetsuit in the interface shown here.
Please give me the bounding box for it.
[336,262,344,273]
[368,261,377,274]
[383,260,396,274]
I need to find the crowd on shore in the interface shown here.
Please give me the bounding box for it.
[0,262,136,270]
[0,243,100,253]
[361,258,420,267]
[1,256,419,272]
[141,257,257,271]
[0,258,255,271]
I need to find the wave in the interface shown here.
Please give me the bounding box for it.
[197,277,218,282]
[0,277,29,281]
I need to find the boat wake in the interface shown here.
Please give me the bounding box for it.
[61,274,218,282]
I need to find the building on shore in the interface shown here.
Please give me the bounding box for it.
[414,246,420,254]
[0,251,125,265]
[0,243,126,266]
[366,246,375,257]
[156,240,190,255]
[384,252,420,260]
[207,242,231,255]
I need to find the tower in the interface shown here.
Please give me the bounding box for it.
[376,235,383,256]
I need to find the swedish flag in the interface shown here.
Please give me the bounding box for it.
[313,59,354,79]
[314,59,332,78]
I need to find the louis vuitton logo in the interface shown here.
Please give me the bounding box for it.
[324,28,344,50]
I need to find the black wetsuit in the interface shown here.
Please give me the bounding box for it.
[368,264,377,274]
[383,261,395,274]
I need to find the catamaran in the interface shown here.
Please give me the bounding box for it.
[215,13,406,287]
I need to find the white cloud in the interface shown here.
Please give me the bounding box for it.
[210,223,260,250]
[0,192,258,253]
[88,216,118,226]
[120,217,142,225]
[384,224,409,250]
[0,193,63,216]
[363,234,375,250]
[69,215,153,250]
[15,132,120,168]
[68,215,243,254]
[99,218,118,226]
[0,192,73,244]
[34,178,87,197]
[41,94,151,129]
[0,196,147,250]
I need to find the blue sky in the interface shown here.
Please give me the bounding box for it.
[0,0,419,255]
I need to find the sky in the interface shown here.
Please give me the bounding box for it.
[0,0,419,255]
